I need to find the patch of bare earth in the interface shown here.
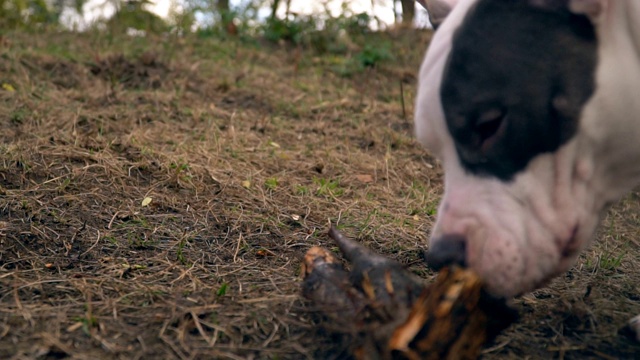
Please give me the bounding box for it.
[0,30,638,359]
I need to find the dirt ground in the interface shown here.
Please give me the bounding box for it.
[1,30,639,360]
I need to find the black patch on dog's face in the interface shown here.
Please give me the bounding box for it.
[440,0,597,181]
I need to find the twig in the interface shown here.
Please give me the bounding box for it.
[190,311,212,345]
[233,233,244,263]
[107,211,120,230]
[236,295,298,304]
[400,80,406,121]
[80,229,100,257]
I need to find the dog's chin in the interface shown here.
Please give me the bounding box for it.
[517,231,587,298]
[476,229,585,299]
[482,272,555,299]
[551,222,596,281]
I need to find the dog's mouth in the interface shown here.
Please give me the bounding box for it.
[560,224,581,260]
[530,224,581,292]
[518,224,581,295]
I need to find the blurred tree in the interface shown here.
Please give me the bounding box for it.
[269,0,280,21]
[217,0,237,35]
[167,0,196,33]
[399,0,414,25]
[106,0,168,33]
[181,0,262,35]
[0,0,85,30]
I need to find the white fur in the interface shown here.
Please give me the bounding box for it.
[415,0,640,297]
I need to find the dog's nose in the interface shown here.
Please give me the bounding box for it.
[425,234,467,270]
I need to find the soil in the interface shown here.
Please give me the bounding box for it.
[0,30,639,360]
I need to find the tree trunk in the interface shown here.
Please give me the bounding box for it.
[270,0,281,22]
[217,0,236,35]
[400,0,415,25]
[285,0,291,20]
[217,0,229,13]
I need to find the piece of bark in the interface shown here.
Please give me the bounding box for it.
[301,227,518,360]
[300,246,366,327]
[328,226,424,306]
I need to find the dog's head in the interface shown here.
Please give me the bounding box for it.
[416,0,638,297]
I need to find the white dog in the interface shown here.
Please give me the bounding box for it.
[415,0,640,338]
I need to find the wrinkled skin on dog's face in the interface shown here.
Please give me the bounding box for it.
[415,0,640,297]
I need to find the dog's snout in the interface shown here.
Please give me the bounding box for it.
[425,234,467,270]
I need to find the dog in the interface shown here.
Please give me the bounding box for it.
[414,0,640,339]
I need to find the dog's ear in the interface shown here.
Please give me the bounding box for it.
[416,0,458,29]
[529,0,605,21]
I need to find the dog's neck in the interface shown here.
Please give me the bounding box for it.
[580,0,640,203]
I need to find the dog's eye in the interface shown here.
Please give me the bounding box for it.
[475,109,505,145]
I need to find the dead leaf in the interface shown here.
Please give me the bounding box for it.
[256,249,275,257]
[355,174,374,183]
[66,322,84,332]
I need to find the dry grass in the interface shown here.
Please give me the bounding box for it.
[0,30,639,359]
